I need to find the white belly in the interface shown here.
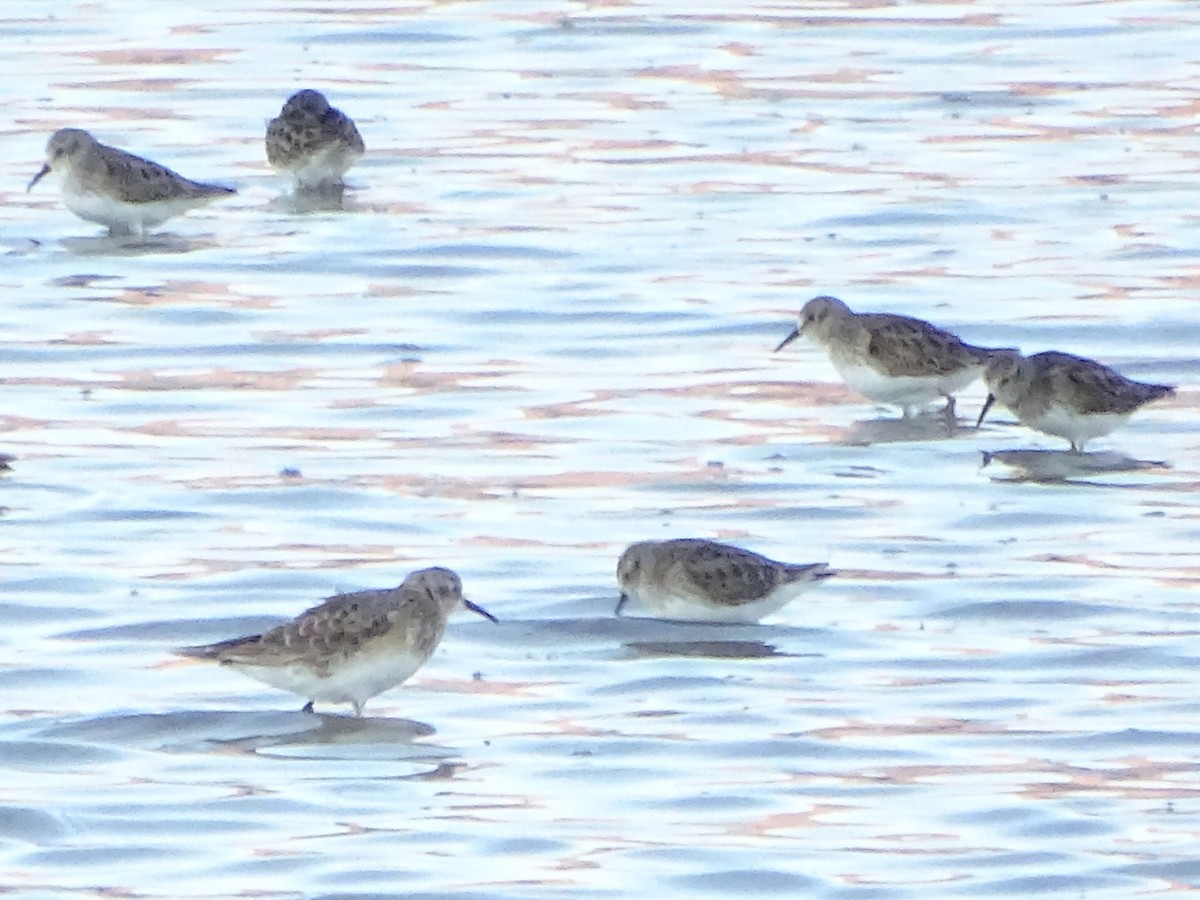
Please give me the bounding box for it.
[228,648,426,709]
[834,358,980,413]
[1024,406,1130,450]
[620,580,817,624]
[62,185,207,234]
[289,144,360,189]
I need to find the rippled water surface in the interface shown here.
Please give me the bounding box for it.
[3,1,1200,897]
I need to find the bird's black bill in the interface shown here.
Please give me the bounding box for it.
[465,598,499,623]
[614,593,628,617]
[975,394,997,430]
[773,326,801,353]
[27,164,50,193]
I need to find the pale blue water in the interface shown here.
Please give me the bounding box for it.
[1,1,1199,897]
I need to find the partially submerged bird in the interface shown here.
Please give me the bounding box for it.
[776,295,1004,419]
[976,349,1174,452]
[177,567,497,716]
[27,128,235,236]
[616,538,835,624]
[265,89,365,192]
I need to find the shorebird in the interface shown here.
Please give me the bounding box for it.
[177,567,496,716]
[616,538,834,624]
[776,295,1004,419]
[976,349,1174,452]
[265,89,364,192]
[27,128,235,236]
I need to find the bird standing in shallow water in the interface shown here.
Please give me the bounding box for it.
[265,89,364,193]
[177,567,497,716]
[27,128,235,236]
[976,349,1174,452]
[775,295,1006,420]
[616,538,835,624]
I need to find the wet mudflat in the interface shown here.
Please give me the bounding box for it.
[1,2,1200,897]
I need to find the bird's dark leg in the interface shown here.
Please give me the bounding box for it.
[301,700,314,714]
[941,394,957,424]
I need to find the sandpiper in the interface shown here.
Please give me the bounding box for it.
[265,89,365,191]
[616,538,834,624]
[976,349,1174,452]
[775,295,1004,419]
[177,567,497,716]
[27,128,235,236]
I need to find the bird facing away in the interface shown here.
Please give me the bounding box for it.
[775,295,1005,419]
[176,567,497,716]
[616,539,835,624]
[976,349,1174,452]
[27,128,235,236]
[265,89,365,191]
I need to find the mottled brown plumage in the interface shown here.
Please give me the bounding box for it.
[178,567,496,716]
[28,128,235,235]
[193,588,435,675]
[977,350,1174,452]
[616,539,834,623]
[265,89,364,190]
[776,295,1006,418]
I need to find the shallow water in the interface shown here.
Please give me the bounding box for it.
[2,1,1200,897]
